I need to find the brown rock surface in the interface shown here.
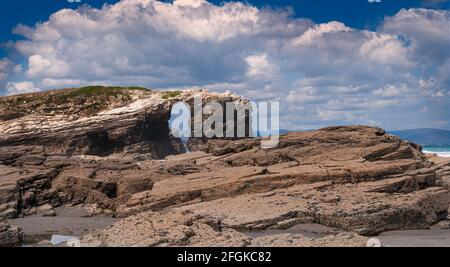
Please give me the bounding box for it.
[0,86,243,159]
[0,87,247,221]
[249,232,368,247]
[80,210,368,247]
[1,87,449,247]
[80,126,450,246]
[0,220,23,247]
[427,155,450,190]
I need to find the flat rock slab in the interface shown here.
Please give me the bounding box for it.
[80,210,368,247]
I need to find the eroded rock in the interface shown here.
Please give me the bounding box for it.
[0,220,23,247]
[80,126,450,246]
[1,87,450,247]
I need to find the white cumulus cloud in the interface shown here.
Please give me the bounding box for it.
[0,58,11,81]
[245,53,278,79]
[5,81,40,95]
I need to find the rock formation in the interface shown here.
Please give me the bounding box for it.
[0,87,449,247]
[0,220,22,247]
[80,210,368,247]
[82,126,449,247]
[0,86,245,159]
[0,86,246,220]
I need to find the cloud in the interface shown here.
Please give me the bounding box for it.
[12,0,305,88]
[293,21,351,46]
[245,53,278,80]
[0,58,13,91]
[27,55,51,77]
[359,32,411,66]
[373,84,409,97]
[0,58,11,81]
[1,1,449,130]
[5,81,40,95]
[41,78,84,88]
[382,8,450,65]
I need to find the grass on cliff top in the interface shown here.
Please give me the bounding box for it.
[0,86,152,118]
[77,86,149,94]
[161,91,182,99]
[57,86,149,99]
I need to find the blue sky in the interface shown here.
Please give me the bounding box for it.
[0,0,449,130]
[1,0,448,57]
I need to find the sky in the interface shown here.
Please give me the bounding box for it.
[0,0,449,130]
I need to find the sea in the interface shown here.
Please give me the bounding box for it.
[423,145,450,158]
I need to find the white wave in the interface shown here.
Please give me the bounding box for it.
[423,150,450,157]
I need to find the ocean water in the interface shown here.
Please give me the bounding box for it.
[423,146,450,158]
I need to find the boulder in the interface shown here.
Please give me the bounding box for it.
[0,221,23,247]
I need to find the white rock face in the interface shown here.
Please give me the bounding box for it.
[67,238,81,248]
[366,238,382,247]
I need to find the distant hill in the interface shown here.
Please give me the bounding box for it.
[390,128,450,146]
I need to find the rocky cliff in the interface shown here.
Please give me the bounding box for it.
[0,86,245,159]
[0,87,246,220]
[1,87,449,247]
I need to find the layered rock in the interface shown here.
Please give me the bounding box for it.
[0,220,23,247]
[0,86,245,159]
[81,126,450,246]
[0,87,247,220]
[1,87,449,247]
[91,126,449,242]
[80,210,368,247]
[429,155,450,190]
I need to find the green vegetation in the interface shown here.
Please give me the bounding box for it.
[161,91,182,99]
[44,86,149,105]
[56,86,148,101]
[0,85,152,119]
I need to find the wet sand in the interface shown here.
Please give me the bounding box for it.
[378,229,450,247]
[8,206,118,245]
